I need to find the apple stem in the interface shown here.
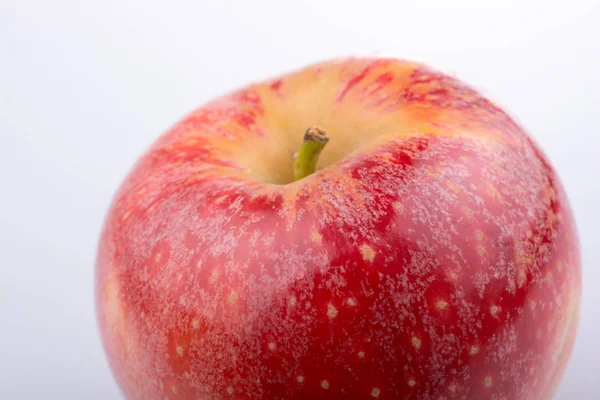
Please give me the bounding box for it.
[293,126,329,181]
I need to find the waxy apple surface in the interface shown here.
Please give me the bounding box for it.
[96,58,580,399]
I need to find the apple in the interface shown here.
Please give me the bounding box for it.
[96,58,581,399]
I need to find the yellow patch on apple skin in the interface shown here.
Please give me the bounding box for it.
[358,351,366,358]
[228,291,239,305]
[263,235,275,246]
[556,212,563,222]
[311,230,323,244]
[445,179,461,193]
[176,346,184,357]
[191,319,200,329]
[435,299,448,310]
[530,300,537,310]
[249,231,259,245]
[214,195,228,205]
[297,375,304,383]
[411,336,422,350]
[321,380,330,389]
[101,270,154,388]
[517,269,527,288]
[483,376,493,388]
[121,210,131,222]
[447,270,459,280]
[104,271,129,338]
[490,305,500,317]
[476,246,486,256]
[487,183,504,204]
[289,296,297,307]
[371,387,381,397]
[248,59,506,186]
[327,303,338,319]
[360,244,376,262]
[392,202,404,213]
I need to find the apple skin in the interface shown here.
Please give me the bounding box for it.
[96,58,581,399]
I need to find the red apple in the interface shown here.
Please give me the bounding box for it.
[96,58,581,399]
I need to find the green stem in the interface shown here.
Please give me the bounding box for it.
[293,126,329,181]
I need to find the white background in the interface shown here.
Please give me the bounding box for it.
[1,1,599,398]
